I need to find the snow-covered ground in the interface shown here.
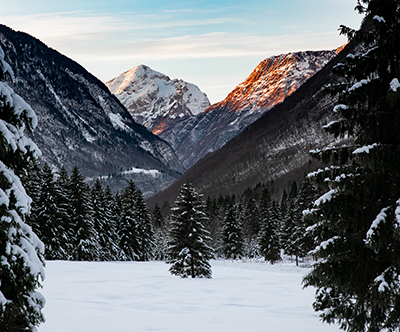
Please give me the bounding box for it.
[39,260,340,332]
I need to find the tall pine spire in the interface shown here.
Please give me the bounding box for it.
[304,1,400,331]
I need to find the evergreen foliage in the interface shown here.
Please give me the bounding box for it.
[0,45,45,331]
[167,182,214,278]
[134,189,155,261]
[258,200,281,264]
[118,180,140,261]
[303,2,400,331]
[69,166,98,261]
[222,204,244,259]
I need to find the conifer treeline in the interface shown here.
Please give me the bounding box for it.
[158,179,320,265]
[23,162,155,261]
[24,161,319,264]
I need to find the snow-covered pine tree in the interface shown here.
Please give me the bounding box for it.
[54,166,73,259]
[290,178,319,264]
[134,189,155,261]
[35,163,66,260]
[103,185,120,260]
[152,203,163,228]
[258,200,281,264]
[242,197,261,241]
[90,179,110,260]
[118,180,140,261]
[69,166,98,261]
[0,45,45,331]
[222,204,244,259]
[303,1,400,331]
[280,199,296,259]
[167,182,214,278]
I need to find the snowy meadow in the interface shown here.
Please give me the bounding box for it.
[39,260,341,332]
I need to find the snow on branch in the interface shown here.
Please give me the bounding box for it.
[390,78,400,92]
[395,199,400,229]
[373,15,386,23]
[353,143,378,154]
[365,207,389,246]
[0,47,14,80]
[0,160,32,214]
[309,236,340,256]
[333,104,348,113]
[314,188,340,207]
[349,78,370,92]
[0,82,38,129]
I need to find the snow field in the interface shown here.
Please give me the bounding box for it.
[39,260,340,332]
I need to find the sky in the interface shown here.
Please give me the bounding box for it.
[2,0,363,103]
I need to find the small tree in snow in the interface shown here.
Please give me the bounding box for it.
[167,182,214,278]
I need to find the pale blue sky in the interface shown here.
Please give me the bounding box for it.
[2,0,363,103]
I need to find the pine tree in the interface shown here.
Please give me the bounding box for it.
[167,182,214,278]
[118,180,140,261]
[280,199,296,259]
[303,2,400,331]
[242,197,261,241]
[290,178,319,264]
[69,166,98,261]
[258,200,281,264]
[222,204,244,259]
[135,189,155,261]
[103,185,120,260]
[54,166,73,259]
[152,203,163,228]
[0,45,45,331]
[35,163,66,260]
[90,179,112,260]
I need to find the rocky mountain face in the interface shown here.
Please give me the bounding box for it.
[148,42,355,206]
[108,50,340,170]
[171,49,341,169]
[106,65,210,134]
[0,25,184,198]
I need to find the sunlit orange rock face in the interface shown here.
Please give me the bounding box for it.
[206,49,342,116]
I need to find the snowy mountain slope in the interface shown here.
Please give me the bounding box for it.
[106,65,211,134]
[170,49,341,169]
[0,25,184,197]
[107,51,339,170]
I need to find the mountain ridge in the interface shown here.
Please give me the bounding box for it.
[147,41,356,205]
[0,24,184,198]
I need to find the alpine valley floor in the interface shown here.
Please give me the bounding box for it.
[39,259,341,332]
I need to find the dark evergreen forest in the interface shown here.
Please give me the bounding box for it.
[24,160,319,266]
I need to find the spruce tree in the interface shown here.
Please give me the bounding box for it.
[0,45,45,331]
[118,180,140,261]
[152,203,163,228]
[258,200,281,264]
[69,166,98,261]
[36,164,66,260]
[103,185,120,260]
[90,179,110,260]
[222,204,244,259]
[167,182,214,278]
[291,178,319,264]
[135,189,155,261]
[303,2,400,331]
[54,166,73,259]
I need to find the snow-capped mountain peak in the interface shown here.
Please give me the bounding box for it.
[106,65,211,133]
